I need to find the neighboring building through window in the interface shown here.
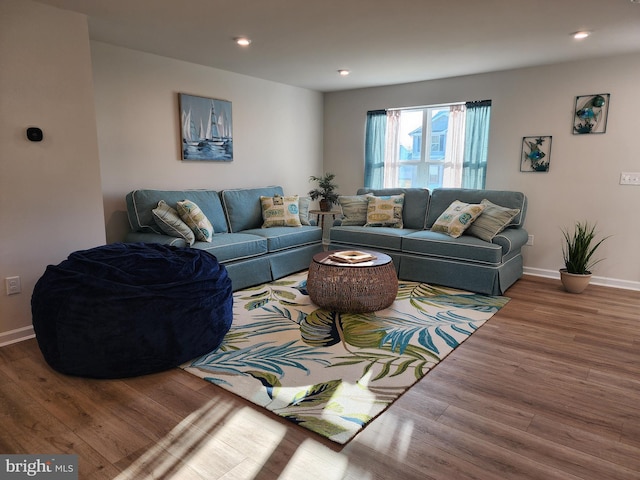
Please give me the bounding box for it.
[398,107,451,189]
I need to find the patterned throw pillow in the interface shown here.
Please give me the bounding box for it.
[431,200,486,238]
[337,194,372,226]
[467,199,521,241]
[364,194,405,228]
[152,200,196,246]
[260,194,303,228]
[176,200,214,242]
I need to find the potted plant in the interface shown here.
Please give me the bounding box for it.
[560,221,609,293]
[308,173,339,211]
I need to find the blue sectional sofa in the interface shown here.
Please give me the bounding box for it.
[329,188,528,295]
[125,186,323,290]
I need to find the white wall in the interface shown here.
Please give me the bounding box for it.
[91,42,324,244]
[324,54,640,289]
[0,0,106,345]
[0,4,323,343]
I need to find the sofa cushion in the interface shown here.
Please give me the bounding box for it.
[243,226,323,252]
[466,199,521,241]
[330,225,415,252]
[177,200,214,242]
[222,186,284,232]
[190,233,267,262]
[260,194,303,228]
[365,194,405,228]
[402,230,504,265]
[337,194,372,226]
[426,189,527,229]
[357,188,429,230]
[126,189,229,234]
[152,200,196,246]
[430,200,485,238]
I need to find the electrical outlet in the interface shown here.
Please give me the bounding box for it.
[526,234,534,246]
[5,276,21,295]
[620,172,640,185]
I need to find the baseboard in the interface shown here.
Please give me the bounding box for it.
[523,267,640,291]
[0,325,35,347]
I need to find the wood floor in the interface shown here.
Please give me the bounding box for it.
[1,275,639,479]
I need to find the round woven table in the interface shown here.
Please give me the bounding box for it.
[307,250,398,313]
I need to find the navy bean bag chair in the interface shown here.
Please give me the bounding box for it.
[32,243,233,378]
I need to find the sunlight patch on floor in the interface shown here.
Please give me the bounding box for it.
[114,373,413,478]
[115,401,287,479]
[355,411,415,461]
[278,438,350,480]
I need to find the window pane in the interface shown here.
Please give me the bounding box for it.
[430,108,449,162]
[398,164,417,187]
[398,110,423,162]
[397,108,450,189]
[428,164,443,188]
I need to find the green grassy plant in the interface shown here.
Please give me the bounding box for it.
[561,221,610,274]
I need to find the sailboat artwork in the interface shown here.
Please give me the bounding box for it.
[179,93,233,161]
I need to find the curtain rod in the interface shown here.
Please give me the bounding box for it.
[387,101,465,112]
[368,99,491,114]
[465,99,492,107]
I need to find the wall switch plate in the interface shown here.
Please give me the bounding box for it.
[526,234,534,246]
[5,276,21,295]
[620,172,640,185]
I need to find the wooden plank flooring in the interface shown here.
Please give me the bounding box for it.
[0,275,638,479]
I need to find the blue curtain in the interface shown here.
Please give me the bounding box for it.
[462,101,491,189]
[364,110,386,188]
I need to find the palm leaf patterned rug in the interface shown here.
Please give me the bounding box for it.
[181,271,509,444]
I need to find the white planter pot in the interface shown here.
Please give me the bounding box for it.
[560,269,592,294]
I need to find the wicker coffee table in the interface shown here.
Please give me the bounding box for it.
[307,250,398,313]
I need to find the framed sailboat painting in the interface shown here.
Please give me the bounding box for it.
[179,93,233,161]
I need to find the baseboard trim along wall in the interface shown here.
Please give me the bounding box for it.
[0,325,35,347]
[523,267,640,292]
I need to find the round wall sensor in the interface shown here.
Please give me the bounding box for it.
[26,127,43,142]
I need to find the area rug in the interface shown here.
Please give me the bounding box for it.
[181,271,509,444]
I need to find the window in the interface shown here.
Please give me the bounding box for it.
[432,134,445,153]
[364,101,491,190]
[397,106,450,190]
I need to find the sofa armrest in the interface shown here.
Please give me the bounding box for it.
[124,232,187,247]
[492,227,528,255]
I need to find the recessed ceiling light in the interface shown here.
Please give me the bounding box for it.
[571,31,591,40]
[338,69,350,76]
[234,37,252,47]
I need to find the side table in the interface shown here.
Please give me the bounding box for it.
[309,210,341,229]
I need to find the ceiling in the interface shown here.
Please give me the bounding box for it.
[35,0,640,92]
